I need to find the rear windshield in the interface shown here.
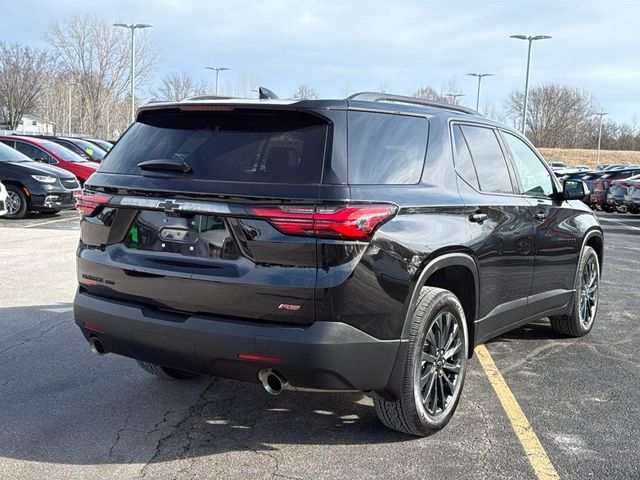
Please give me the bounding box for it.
[100,109,329,184]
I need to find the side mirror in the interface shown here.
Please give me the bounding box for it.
[563,179,589,201]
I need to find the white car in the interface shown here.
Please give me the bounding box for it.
[0,180,7,216]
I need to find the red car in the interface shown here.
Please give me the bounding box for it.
[0,135,98,183]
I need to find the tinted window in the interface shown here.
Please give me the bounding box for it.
[503,132,555,197]
[71,139,106,159]
[14,142,45,160]
[460,126,513,193]
[348,111,427,184]
[452,125,479,189]
[0,142,31,162]
[101,110,328,184]
[42,141,88,163]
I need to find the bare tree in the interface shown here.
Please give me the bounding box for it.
[505,83,597,147]
[48,15,158,137]
[413,86,447,102]
[151,72,208,101]
[221,77,260,98]
[292,84,319,100]
[0,43,51,130]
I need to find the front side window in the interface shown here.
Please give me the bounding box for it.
[460,125,513,194]
[348,111,428,185]
[502,132,554,197]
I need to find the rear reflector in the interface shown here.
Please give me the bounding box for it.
[83,321,105,333]
[74,189,113,216]
[246,204,398,240]
[238,354,281,364]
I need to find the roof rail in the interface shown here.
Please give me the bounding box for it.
[347,92,480,115]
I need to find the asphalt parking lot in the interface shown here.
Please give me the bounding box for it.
[0,210,638,480]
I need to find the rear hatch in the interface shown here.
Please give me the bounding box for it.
[77,106,335,325]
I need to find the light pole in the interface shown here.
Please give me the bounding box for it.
[595,112,608,163]
[510,34,551,134]
[205,66,230,95]
[114,23,153,123]
[466,73,493,112]
[66,82,77,136]
[445,93,465,105]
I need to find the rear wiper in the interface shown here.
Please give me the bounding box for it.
[137,159,191,173]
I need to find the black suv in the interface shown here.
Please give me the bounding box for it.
[73,92,603,436]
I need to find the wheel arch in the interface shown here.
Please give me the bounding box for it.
[583,229,604,275]
[401,252,479,358]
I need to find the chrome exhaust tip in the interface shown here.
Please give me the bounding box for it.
[89,336,107,355]
[258,369,288,396]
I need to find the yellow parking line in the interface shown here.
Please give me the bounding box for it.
[475,345,559,480]
[22,216,79,228]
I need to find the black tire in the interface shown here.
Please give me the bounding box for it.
[374,287,469,436]
[136,360,200,380]
[601,204,614,212]
[4,185,28,219]
[550,246,599,337]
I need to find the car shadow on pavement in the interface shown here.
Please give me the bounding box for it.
[488,319,567,343]
[0,304,410,467]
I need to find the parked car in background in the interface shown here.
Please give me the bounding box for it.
[624,185,640,213]
[606,174,640,212]
[0,135,98,184]
[547,160,567,170]
[86,138,113,152]
[36,136,107,163]
[0,180,7,216]
[592,168,640,211]
[73,92,603,436]
[0,141,80,219]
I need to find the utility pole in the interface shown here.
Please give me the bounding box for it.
[67,82,77,136]
[595,112,608,163]
[445,93,465,105]
[114,23,153,123]
[510,34,552,134]
[205,66,230,95]
[466,73,493,112]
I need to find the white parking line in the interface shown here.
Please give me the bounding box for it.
[598,217,640,232]
[22,216,80,228]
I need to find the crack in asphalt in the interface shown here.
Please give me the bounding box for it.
[0,318,68,356]
[109,414,133,461]
[139,378,219,479]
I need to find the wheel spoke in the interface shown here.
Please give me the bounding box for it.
[427,375,438,412]
[443,360,461,374]
[437,375,446,410]
[421,369,435,389]
[422,351,437,364]
[442,371,455,392]
[443,321,459,351]
[444,340,462,360]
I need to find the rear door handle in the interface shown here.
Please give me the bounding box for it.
[534,212,547,221]
[469,213,488,223]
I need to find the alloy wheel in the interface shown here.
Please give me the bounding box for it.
[418,310,464,418]
[580,256,598,328]
[6,191,21,215]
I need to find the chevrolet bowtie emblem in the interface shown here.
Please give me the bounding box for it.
[157,199,182,213]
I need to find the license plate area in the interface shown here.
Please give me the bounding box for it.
[123,210,241,260]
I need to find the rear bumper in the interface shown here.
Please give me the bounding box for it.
[73,289,403,393]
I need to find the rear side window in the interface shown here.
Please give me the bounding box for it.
[14,142,44,160]
[101,110,329,184]
[460,125,514,194]
[348,111,427,184]
[452,125,479,189]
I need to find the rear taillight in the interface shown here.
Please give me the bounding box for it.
[74,189,113,216]
[246,204,398,240]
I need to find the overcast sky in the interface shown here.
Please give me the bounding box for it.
[2,0,639,123]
